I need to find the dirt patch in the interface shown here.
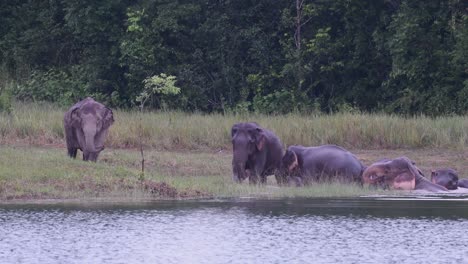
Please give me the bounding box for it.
[142,180,178,198]
[141,180,209,198]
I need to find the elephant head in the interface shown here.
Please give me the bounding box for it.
[70,99,114,161]
[362,157,447,192]
[431,168,458,190]
[278,149,303,186]
[362,157,417,190]
[231,122,266,182]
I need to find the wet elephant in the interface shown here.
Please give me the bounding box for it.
[362,157,447,192]
[231,122,283,184]
[431,168,459,190]
[279,145,365,186]
[458,179,468,188]
[63,97,114,162]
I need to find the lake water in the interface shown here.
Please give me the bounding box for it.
[1,197,468,264]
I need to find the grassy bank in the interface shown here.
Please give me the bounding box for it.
[2,102,468,201]
[1,146,468,201]
[0,146,384,201]
[1,102,468,150]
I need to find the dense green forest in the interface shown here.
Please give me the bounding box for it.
[0,0,466,115]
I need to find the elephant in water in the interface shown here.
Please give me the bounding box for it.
[431,168,459,190]
[63,97,114,162]
[231,122,284,184]
[362,157,447,192]
[431,168,468,190]
[458,179,468,188]
[279,145,365,186]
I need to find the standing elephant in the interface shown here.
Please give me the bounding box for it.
[279,145,365,186]
[63,97,114,162]
[231,122,283,184]
[362,157,447,192]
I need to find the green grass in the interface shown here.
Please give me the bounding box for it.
[2,102,468,201]
[0,146,389,201]
[1,102,468,149]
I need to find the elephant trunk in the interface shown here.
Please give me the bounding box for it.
[232,160,247,183]
[83,123,97,160]
[232,150,248,183]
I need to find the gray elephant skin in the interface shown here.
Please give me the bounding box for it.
[431,168,458,190]
[280,145,365,186]
[63,97,114,162]
[362,157,447,192]
[231,122,283,184]
[431,168,468,189]
[458,179,468,188]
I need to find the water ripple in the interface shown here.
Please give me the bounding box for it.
[1,199,468,264]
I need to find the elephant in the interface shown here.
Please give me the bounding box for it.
[431,168,459,190]
[279,145,365,186]
[362,157,447,192]
[63,97,114,162]
[458,179,468,188]
[231,122,284,184]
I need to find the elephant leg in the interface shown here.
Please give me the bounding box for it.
[249,169,268,185]
[68,148,77,159]
[290,176,304,187]
[248,175,259,184]
[83,151,89,161]
[248,169,259,184]
[260,174,267,184]
[275,173,286,186]
[242,169,251,181]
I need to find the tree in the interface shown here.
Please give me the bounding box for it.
[136,73,181,177]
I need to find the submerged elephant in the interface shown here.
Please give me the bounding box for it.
[231,122,283,184]
[63,97,114,162]
[279,145,365,186]
[458,179,468,188]
[431,168,468,189]
[431,168,459,190]
[362,157,447,192]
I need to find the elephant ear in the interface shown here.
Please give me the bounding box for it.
[283,150,298,172]
[70,108,81,128]
[254,127,266,150]
[231,123,240,138]
[102,107,114,129]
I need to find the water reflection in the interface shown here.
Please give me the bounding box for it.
[1,198,468,264]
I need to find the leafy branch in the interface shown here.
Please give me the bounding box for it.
[136,73,181,178]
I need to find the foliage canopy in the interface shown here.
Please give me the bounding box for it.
[0,0,466,115]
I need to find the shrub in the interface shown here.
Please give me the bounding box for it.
[15,66,88,106]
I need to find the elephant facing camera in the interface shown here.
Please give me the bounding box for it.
[63,97,114,162]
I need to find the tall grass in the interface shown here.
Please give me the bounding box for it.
[1,102,468,149]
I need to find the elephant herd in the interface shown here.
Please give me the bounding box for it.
[63,98,466,193]
[231,122,468,192]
